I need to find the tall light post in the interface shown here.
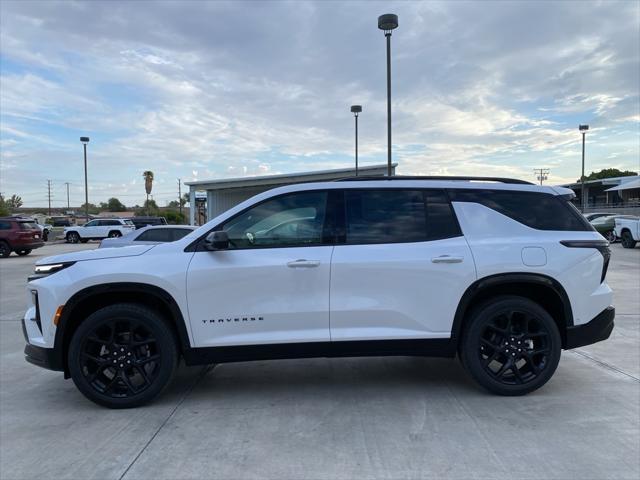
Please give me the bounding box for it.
[350,105,362,175]
[378,13,398,177]
[579,125,589,211]
[80,137,90,221]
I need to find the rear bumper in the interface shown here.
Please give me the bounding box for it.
[565,306,615,349]
[14,240,45,250]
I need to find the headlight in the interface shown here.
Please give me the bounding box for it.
[29,262,75,281]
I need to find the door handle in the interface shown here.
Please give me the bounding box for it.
[287,259,320,268]
[431,255,463,264]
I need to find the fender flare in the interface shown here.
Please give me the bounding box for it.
[450,272,573,344]
[54,282,192,372]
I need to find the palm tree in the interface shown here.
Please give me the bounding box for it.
[142,171,154,215]
[142,170,154,203]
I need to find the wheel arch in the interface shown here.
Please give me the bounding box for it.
[55,282,191,376]
[451,273,573,349]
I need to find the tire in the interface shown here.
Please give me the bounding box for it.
[68,303,179,408]
[16,249,32,256]
[108,231,122,238]
[621,230,637,249]
[604,230,616,243]
[67,232,80,244]
[42,231,49,242]
[460,295,561,396]
[0,241,10,258]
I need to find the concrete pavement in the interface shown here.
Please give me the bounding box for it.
[1,243,638,479]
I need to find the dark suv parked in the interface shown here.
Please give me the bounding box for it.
[0,217,45,258]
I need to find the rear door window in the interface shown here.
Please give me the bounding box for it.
[136,229,173,242]
[344,189,427,244]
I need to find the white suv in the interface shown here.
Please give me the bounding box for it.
[64,219,135,243]
[23,177,615,408]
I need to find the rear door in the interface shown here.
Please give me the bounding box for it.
[330,188,476,341]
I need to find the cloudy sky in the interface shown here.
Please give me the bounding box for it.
[1,0,638,208]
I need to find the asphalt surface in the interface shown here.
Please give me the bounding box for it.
[1,242,638,480]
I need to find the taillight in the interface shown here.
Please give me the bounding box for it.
[560,240,611,283]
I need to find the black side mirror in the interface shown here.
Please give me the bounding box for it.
[204,231,229,251]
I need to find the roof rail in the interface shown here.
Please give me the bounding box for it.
[334,175,534,185]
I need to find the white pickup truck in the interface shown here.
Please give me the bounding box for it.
[614,217,640,248]
[64,218,135,243]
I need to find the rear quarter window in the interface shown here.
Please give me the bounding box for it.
[449,189,593,231]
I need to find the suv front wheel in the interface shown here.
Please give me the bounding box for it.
[68,303,179,408]
[67,232,80,243]
[460,295,561,396]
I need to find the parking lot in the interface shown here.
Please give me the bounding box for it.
[1,243,638,480]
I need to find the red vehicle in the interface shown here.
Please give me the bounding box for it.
[0,217,45,258]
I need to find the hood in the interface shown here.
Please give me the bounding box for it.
[36,244,156,266]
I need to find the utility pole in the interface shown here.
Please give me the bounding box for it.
[534,168,550,185]
[64,182,71,211]
[47,180,52,216]
[177,178,183,222]
[579,125,589,211]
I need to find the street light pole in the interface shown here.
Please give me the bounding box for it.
[80,137,90,221]
[579,125,589,211]
[378,14,398,177]
[350,105,362,176]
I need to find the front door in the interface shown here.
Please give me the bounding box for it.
[186,190,333,347]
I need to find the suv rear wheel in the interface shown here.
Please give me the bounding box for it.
[460,295,561,396]
[68,303,178,408]
[16,249,32,256]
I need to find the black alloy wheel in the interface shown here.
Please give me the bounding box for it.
[461,296,561,396]
[69,304,178,408]
[67,232,80,243]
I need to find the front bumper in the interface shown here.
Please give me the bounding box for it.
[22,318,64,372]
[565,306,615,349]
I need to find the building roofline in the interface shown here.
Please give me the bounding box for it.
[184,163,397,189]
[560,174,639,188]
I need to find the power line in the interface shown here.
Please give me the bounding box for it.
[534,168,550,185]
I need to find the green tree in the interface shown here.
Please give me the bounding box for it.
[106,197,126,212]
[7,194,23,210]
[578,168,637,182]
[164,210,185,224]
[0,195,9,216]
[181,192,189,206]
[136,199,159,216]
[167,200,179,208]
[79,202,100,214]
